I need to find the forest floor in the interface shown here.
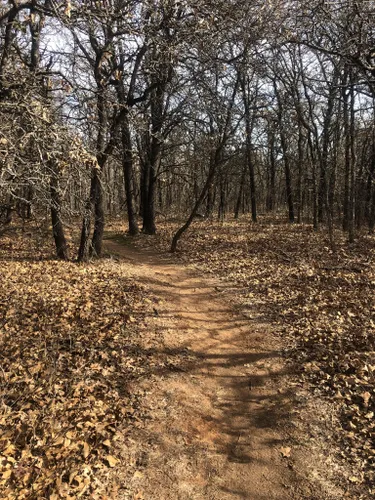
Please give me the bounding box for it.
[104,236,321,500]
[0,216,374,499]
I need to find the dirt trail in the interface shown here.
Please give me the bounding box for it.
[105,239,319,500]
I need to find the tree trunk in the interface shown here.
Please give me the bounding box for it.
[318,73,338,224]
[342,71,350,233]
[143,163,157,234]
[77,170,101,262]
[348,76,356,243]
[91,172,104,256]
[366,145,375,229]
[50,170,69,260]
[171,163,216,252]
[266,130,276,212]
[142,82,164,234]
[369,187,375,233]
[273,81,295,222]
[297,128,304,223]
[235,163,246,218]
[205,178,214,218]
[122,116,139,235]
[240,73,257,222]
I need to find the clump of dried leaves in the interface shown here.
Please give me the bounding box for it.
[0,231,154,499]
[153,217,375,496]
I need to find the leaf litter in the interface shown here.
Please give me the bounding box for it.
[2,217,375,498]
[0,230,168,499]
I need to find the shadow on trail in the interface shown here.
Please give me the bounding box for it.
[104,237,297,499]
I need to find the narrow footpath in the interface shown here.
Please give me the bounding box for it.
[105,238,330,500]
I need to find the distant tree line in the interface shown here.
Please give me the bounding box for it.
[1,0,375,258]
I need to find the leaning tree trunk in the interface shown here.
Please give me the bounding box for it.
[171,161,217,253]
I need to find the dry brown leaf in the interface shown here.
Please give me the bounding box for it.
[349,476,362,483]
[2,470,12,480]
[280,447,291,458]
[361,392,371,406]
[83,442,90,459]
[105,455,119,468]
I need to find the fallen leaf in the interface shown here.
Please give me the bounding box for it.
[105,455,119,467]
[280,447,291,458]
[349,476,362,483]
[2,469,12,480]
[83,442,90,459]
[361,392,371,406]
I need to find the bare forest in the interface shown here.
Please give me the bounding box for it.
[1,1,375,499]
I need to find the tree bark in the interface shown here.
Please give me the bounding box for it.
[122,115,139,235]
[240,72,257,222]
[50,170,69,260]
[235,163,246,218]
[273,81,295,222]
[171,162,216,252]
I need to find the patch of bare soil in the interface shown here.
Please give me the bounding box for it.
[104,237,345,500]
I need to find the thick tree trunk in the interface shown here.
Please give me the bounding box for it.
[91,172,104,256]
[122,117,139,235]
[142,82,164,234]
[143,163,157,234]
[77,171,101,262]
[50,171,69,260]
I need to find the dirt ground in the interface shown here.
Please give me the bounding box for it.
[104,238,346,500]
